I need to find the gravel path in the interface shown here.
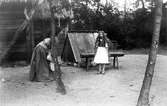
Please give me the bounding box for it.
[0,54,167,106]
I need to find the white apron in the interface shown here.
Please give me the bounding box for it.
[94,47,109,64]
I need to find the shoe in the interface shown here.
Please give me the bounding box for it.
[101,71,105,75]
[97,71,101,74]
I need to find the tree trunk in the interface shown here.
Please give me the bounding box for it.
[141,0,145,9]
[136,0,163,106]
[48,0,66,95]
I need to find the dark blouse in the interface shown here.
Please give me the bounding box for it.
[95,35,108,47]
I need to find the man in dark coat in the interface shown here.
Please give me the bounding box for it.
[29,38,53,82]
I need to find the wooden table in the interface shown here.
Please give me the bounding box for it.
[80,51,125,71]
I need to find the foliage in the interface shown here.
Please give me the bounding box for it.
[130,8,153,48]
[66,0,167,49]
[34,0,166,49]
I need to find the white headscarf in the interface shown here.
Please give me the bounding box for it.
[43,38,51,45]
[37,38,50,49]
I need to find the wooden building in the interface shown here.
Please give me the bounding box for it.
[61,30,98,63]
[0,0,69,65]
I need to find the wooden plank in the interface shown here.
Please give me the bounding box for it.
[0,26,19,30]
[0,17,25,20]
[68,32,98,62]
[80,52,125,58]
[80,51,125,70]
[0,11,23,14]
[0,20,28,63]
[0,30,16,41]
[0,20,24,25]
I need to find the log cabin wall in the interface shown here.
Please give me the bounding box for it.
[0,1,31,65]
[0,1,68,65]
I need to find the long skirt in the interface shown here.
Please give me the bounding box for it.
[29,45,52,81]
[94,47,109,64]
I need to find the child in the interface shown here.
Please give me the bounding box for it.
[94,31,109,74]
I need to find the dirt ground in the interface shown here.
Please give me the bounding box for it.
[0,54,167,106]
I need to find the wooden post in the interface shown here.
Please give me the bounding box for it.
[26,21,32,63]
[26,19,35,63]
[31,19,35,49]
[24,7,35,63]
[26,25,31,63]
[48,0,66,95]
